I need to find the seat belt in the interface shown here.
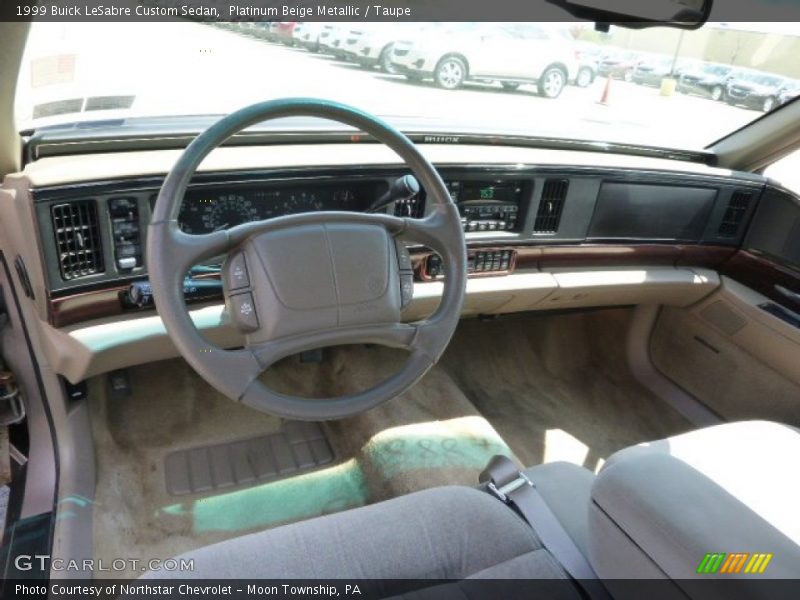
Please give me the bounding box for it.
[480,455,612,600]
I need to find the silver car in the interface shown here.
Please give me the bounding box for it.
[341,23,439,73]
[391,23,579,97]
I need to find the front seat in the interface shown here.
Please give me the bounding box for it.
[144,461,594,583]
[144,421,800,594]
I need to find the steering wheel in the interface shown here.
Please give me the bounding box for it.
[147,98,467,420]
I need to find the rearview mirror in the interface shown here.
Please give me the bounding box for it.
[547,0,712,30]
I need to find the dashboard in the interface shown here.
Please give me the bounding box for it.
[28,160,789,329]
[4,139,799,398]
[171,178,527,235]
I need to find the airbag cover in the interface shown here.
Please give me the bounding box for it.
[242,223,401,341]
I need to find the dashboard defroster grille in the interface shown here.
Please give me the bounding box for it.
[51,200,104,280]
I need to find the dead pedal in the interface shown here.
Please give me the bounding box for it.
[164,421,334,496]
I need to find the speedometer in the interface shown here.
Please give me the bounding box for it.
[202,195,260,232]
[177,181,385,233]
[282,191,324,214]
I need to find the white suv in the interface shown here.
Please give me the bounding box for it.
[342,23,439,73]
[391,23,579,98]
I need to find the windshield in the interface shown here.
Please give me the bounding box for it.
[15,20,800,149]
[737,72,784,86]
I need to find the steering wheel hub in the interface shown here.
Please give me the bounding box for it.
[226,223,405,341]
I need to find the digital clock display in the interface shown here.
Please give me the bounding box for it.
[460,181,522,205]
[480,187,495,200]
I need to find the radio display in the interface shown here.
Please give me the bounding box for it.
[451,180,524,232]
[459,182,522,204]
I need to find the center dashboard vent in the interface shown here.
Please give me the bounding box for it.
[534,179,569,233]
[51,200,104,280]
[718,190,753,237]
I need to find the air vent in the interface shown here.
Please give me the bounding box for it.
[51,201,104,280]
[534,179,569,233]
[718,190,753,237]
[394,189,426,219]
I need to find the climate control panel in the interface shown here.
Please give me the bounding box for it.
[108,197,142,271]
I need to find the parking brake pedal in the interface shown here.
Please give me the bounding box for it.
[107,369,132,399]
[300,348,323,364]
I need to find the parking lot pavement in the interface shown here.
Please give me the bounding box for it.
[22,22,760,149]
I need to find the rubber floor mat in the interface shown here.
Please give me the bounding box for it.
[164,421,334,496]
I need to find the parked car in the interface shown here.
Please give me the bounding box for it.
[342,23,430,73]
[598,49,642,81]
[677,62,734,100]
[778,80,800,107]
[725,70,790,112]
[319,26,353,59]
[574,58,598,88]
[272,22,297,46]
[293,23,332,53]
[572,41,603,88]
[245,22,273,41]
[632,56,692,86]
[337,28,365,61]
[391,23,579,97]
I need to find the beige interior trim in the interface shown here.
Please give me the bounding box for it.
[710,97,800,172]
[39,267,720,383]
[0,22,29,177]
[544,267,718,309]
[627,305,721,427]
[20,144,736,188]
[0,177,51,323]
[690,276,800,387]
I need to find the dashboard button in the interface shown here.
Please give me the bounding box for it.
[225,252,250,291]
[117,257,137,270]
[395,240,413,271]
[400,274,414,308]
[229,292,259,332]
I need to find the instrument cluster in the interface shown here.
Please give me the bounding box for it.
[176,181,387,234]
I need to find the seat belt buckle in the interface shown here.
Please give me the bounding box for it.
[486,471,533,504]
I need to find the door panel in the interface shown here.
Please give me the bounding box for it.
[650,185,800,425]
[721,186,800,314]
[652,297,800,424]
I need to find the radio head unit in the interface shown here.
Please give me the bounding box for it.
[448,180,524,232]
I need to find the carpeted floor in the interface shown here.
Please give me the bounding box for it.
[89,308,691,577]
[440,309,692,469]
[89,348,512,578]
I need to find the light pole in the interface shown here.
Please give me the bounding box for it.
[669,29,687,77]
[662,29,687,96]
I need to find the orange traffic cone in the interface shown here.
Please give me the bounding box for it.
[597,75,612,106]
